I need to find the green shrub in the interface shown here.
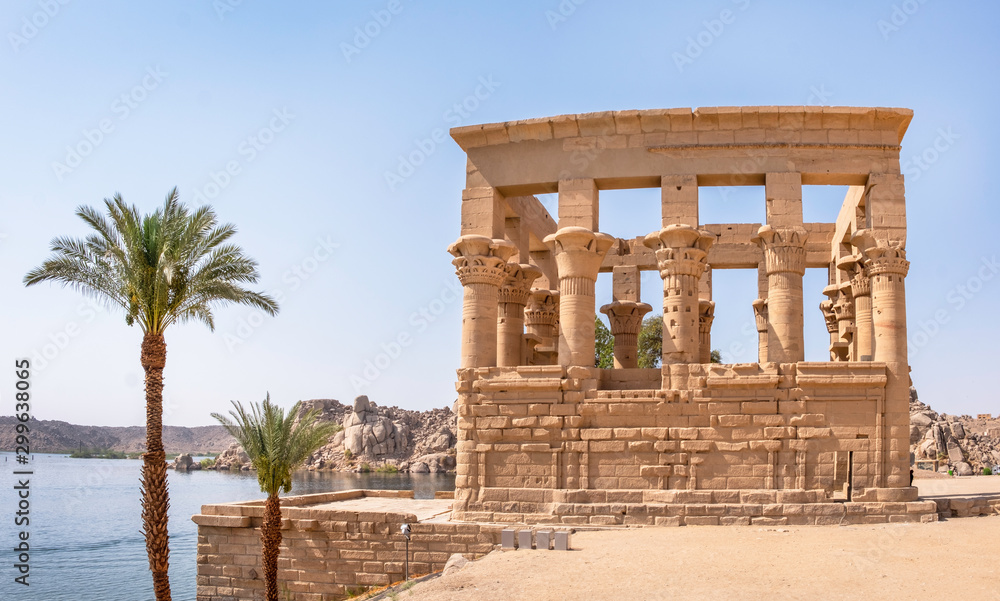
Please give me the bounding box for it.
[344,448,353,460]
[376,464,399,474]
[359,462,371,473]
[984,467,993,476]
[200,458,216,469]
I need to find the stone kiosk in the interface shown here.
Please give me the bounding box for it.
[448,107,936,525]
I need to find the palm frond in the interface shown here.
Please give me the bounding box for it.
[24,188,280,335]
[212,395,340,496]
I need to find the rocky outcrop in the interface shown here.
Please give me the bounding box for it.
[171,453,201,471]
[343,395,409,458]
[214,442,250,471]
[303,396,457,473]
[910,387,1000,473]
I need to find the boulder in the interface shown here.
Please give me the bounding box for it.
[215,442,250,471]
[950,422,966,440]
[443,554,469,577]
[955,461,973,476]
[342,395,408,460]
[410,462,430,473]
[173,453,194,471]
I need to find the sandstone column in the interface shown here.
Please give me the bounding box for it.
[448,235,517,368]
[865,244,910,365]
[496,263,541,367]
[698,300,715,364]
[644,225,714,364]
[544,227,614,367]
[840,252,873,361]
[753,225,807,363]
[600,301,652,368]
[752,299,768,363]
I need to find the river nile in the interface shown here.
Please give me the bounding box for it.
[0,453,455,601]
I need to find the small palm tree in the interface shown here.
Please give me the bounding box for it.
[212,395,340,601]
[24,189,278,601]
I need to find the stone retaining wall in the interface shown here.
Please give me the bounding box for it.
[192,490,501,601]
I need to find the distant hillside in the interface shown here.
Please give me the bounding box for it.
[0,417,233,455]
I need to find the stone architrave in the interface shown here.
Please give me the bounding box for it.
[497,263,541,367]
[600,301,653,368]
[544,227,614,367]
[448,235,517,368]
[754,225,808,363]
[752,298,768,363]
[698,299,715,364]
[644,225,714,364]
[840,249,874,361]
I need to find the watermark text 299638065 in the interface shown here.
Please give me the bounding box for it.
[12,359,33,586]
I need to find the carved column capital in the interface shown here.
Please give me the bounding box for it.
[819,300,838,334]
[642,225,714,279]
[448,235,517,287]
[498,263,542,307]
[698,300,716,334]
[837,253,871,298]
[600,301,653,335]
[754,225,808,276]
[752,298,768,333]
[833,281,855,323]
[544,227,615,282]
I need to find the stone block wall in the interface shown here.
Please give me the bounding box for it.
[193,490,501,601]
[453,362,919,524]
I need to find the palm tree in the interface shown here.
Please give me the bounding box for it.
[212,395,340,601]
[24,189,279,601]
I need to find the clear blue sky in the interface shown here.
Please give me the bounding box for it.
[1,1,997,426]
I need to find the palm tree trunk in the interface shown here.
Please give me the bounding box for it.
[141,332,171,601]
[262,493,283,601]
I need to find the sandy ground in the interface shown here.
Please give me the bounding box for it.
[398,477,1000,601]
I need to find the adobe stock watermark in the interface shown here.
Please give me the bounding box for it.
[28,297,108,373]
[51,66,168,181]
[340,0,409,63]
[213,0,245,21]
[877,0,931,41]
[224,235,338,351]
[8,0,72,54]
[383,75,500,191]
[190,108,295,204]
[350,278,462,392]
[908,255,998,359]
[901,126,958,182]
[672,0,751,73]
[545,0,587,31]
[805,84,834,106]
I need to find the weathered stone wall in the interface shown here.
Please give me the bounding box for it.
[193,490,501,601]
[453,362,921,524]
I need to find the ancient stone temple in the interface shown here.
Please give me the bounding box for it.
[447,107,933,525]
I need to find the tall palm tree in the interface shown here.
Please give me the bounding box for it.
[212,395,340,601]
[24,189,279,601]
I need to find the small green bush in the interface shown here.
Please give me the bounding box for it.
[344,448,353,460]
[984,467,993,476]
[200,458,216,469]
[376,464,399,474]
[359,462,371,473]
